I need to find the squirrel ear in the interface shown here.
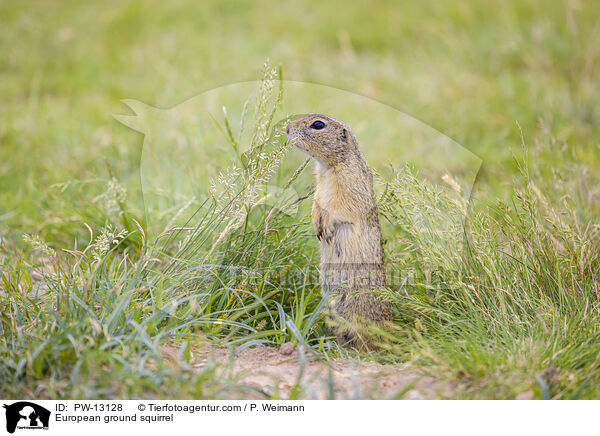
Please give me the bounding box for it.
[341,128,348,143]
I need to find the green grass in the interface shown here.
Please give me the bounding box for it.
[2,0,600,399]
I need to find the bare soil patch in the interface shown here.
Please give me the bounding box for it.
[205,344,458,399]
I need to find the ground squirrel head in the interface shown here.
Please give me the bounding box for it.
[286,113,359,168]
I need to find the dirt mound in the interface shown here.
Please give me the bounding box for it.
[208,344,456,399]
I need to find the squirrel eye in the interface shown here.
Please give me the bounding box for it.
[309,120,326,130]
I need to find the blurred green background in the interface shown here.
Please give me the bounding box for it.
[3,0,600,401]
[1,0,599,243]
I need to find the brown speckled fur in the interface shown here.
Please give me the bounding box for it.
[286,113,393,350]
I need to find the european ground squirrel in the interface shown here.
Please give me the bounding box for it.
[286,113,393,350]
